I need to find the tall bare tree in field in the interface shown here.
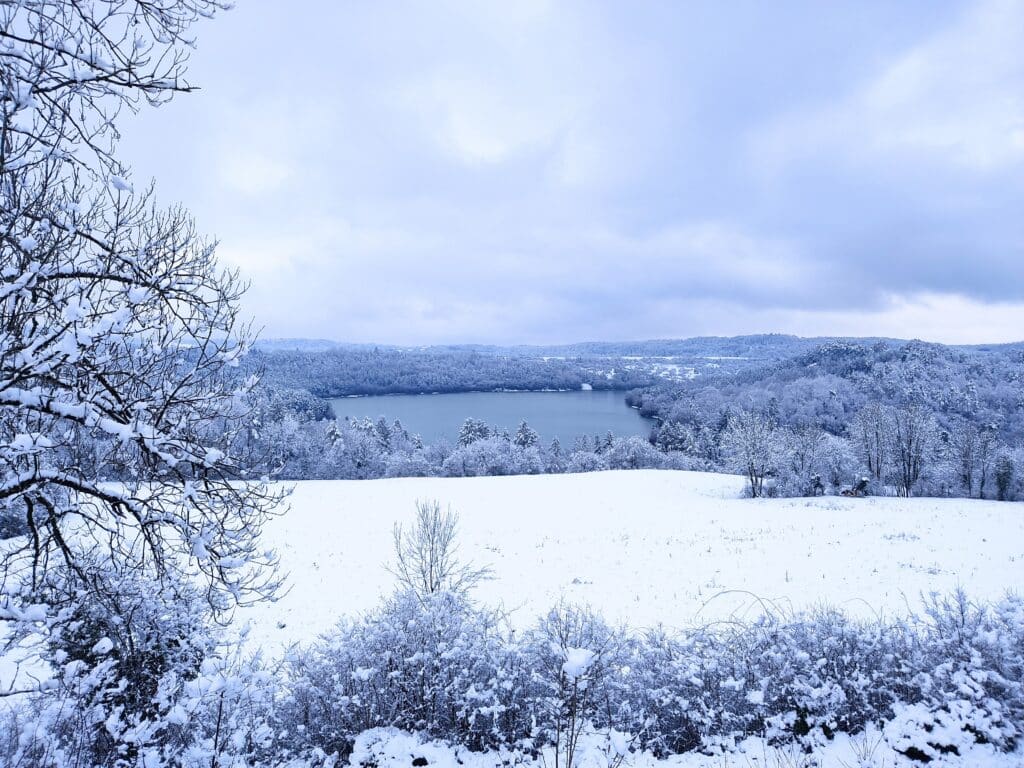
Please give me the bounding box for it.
[723,409,777,497]
[889,404,936,498]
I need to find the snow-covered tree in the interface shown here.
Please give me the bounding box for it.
[775,425,826,496]
[889,404,937,497]
[385,450,433,478]
[1,0,229,174]
[325,423,387,479]
[946,417,998,498]
[546,437,566,473]
[655,420,692,453]
[457,417,491,447]
[0,193,283,611]
[567,449,608,474]
[722,410,777,497]
[995,452,1016,501]
[851,402,891,485]
[513,419,539,448]
[605,436,662,470]
[1,0,281,617]
[818,433,858,490]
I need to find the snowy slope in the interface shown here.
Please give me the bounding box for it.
[348,724,1021,768]
[245,470,1024,651]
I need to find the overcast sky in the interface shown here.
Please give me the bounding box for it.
[119,0,1024,346]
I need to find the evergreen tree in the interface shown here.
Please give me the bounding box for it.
[458,418,491,447]
[514,420,540,448]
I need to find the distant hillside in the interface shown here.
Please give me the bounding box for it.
[255,338,345,352]
[249,335,1024,431]
[256,334,888,359]
[247,334,843,397]
[630,337,1024,443]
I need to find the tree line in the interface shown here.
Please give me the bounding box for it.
[633,340,1024,499]
[249,347,657,397]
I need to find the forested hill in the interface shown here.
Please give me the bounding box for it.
[249,335,1023,402]
[255,333,883,358]
[248,346,617,397]
[248,334,864,397]
[250,335,1024,403]
[629,339,1024,444]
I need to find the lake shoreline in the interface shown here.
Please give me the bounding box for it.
[327,385,629,398]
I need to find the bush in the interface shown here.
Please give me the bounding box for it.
[13,588,1024,766]
[280,590,531,756]
[277,592,1024,764]
[0,562,281,768]
[521,604,631,766]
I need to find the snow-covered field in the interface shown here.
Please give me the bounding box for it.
[348,724,1021,768]
[246,470,1024,651]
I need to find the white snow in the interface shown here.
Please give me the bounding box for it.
[562,647,596,680]
[352,666,376,682]
[8,432,54,453]
[109,175,133,193]
[346,724,1021,768]
[243,470,1024,651]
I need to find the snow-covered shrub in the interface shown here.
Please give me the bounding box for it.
[520,604,632,768]
[0,566,207,766]
[280,590,531,757]
[884,701,998,765]
[621,626,746,754]
[273,592,1024,764]
[887,590,1024,760]
[739,609,921,748]
[174,641,281,767]
[566,451,608,474]
[0,560,279,768]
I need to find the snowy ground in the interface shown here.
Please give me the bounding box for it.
[338,724,1022,768]
[245,470,1024,651]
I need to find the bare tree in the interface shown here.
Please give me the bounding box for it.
[779,424,826,495]
[1,0,283,619]
[722,409,777,497]
[851,402,892,484]
[2,0,230,175]
[389,500,491,598]
[889,403,937,498]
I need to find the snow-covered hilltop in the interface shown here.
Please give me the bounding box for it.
[245,470,1024,650]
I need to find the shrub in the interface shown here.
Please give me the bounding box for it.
[277,592,1024,764]
[279,590,530,756]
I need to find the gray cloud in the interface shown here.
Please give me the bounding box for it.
[119,0,1024,344]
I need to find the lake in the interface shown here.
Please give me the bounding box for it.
[329,390,655,444]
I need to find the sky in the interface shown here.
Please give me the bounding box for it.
[119,0,1024,346]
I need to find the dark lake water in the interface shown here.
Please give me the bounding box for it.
[329,390,655,444]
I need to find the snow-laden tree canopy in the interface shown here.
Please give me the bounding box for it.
[1,0,282,615]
